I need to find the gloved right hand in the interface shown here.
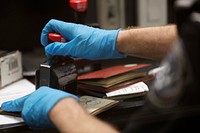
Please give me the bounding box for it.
[1,86,79,130]
[40,19,126,60]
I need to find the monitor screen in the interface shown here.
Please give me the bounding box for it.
[0,0,74,51]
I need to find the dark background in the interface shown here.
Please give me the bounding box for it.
[0,0,175,52]
[0,0,97,51]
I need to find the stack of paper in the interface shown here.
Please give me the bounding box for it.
[0,79,35,126]
[78,64,154,99]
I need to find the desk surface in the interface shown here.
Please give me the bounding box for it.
[2,97,200,133]
[5,55,200,132]
[0,55,159,132]
[0,96,145,133]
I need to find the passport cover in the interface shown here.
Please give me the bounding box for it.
[78,64,151,80]
[78,71,147,88]
[80,96,119,115]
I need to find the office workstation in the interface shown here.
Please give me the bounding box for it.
[1,0,200,132]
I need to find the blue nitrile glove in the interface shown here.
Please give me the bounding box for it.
[1,86,79,130]
[40,19,126,60]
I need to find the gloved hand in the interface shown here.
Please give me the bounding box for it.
[40,19,126,60]
[1,86,79,130]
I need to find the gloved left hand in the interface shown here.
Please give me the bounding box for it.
[1,86,79,130]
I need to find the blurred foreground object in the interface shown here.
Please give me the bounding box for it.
[148,0,200,108]
[124,1,200,132]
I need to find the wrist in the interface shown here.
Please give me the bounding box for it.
[49,97,87,132]
[49,97,120,133]
[116,30,128,54]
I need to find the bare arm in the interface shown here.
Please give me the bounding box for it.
[116,24,178,60]
[49,97,119,133]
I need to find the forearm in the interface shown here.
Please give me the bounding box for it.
[49,97,119,133]
[116,24,178,60]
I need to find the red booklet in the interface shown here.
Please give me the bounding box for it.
[78,64,151,80]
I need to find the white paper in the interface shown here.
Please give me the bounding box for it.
[0,115,24,125]
[0,79,35,125]
[106,82,149,97]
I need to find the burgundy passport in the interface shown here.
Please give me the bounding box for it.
[78,64,151,80]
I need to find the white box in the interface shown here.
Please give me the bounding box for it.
[0,51,23,88]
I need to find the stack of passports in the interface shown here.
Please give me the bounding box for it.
[77,64,154,98]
